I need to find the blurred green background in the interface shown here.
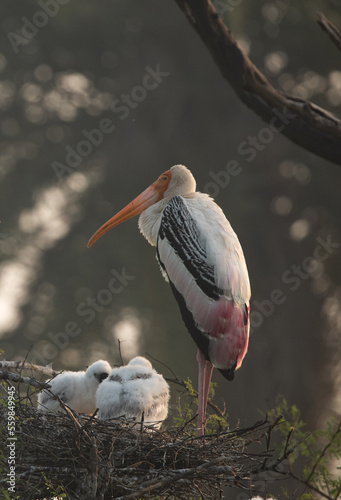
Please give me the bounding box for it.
[1,0,341,465]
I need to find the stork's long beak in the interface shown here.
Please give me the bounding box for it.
[87,170,171,248]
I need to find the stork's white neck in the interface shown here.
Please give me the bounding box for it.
[138,197,168,246]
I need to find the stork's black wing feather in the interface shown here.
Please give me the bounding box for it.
[157,196,222,300]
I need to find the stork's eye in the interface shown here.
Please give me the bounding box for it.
[162,176,168,181]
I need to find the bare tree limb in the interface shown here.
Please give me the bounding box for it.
[0,370,51,390]
[174,0,341,165]
[318,12,341,53]
[0,360,60,377]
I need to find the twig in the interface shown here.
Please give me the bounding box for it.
[269,432,310,471]
[11,465,88,475]
[305,420,341,485]
[18,346,32,379]
[146,352,178,379]
[90,436,99,500]
[174,413,198,437]
[117,339,125,365]
[265,414,283,452]
[283,426,295,458]
[52,396,83,432]
[318,12,341,52]
[289,471,336,500]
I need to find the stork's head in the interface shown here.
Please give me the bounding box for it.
[166,164,196,198]
[87,164,196,247]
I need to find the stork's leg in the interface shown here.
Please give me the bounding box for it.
[196,349,214,437]
[203,358,213,416]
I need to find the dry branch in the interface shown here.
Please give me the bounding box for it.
[174,0,341,165]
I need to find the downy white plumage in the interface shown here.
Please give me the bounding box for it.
[88,165,251,436]
[37,359,111,414]
[96,356,170,428]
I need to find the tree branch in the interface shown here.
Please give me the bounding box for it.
[174,0,341,165]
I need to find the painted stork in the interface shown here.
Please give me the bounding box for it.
[37,360,111,414]
[88,165,251,435]
[96,356,170,427]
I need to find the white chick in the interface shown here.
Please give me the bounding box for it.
[96,356,170,428]
[37,359,111,414]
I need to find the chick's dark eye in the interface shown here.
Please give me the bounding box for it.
[162,176,168,181]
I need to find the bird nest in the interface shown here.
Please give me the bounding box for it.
[0,363,295,500]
